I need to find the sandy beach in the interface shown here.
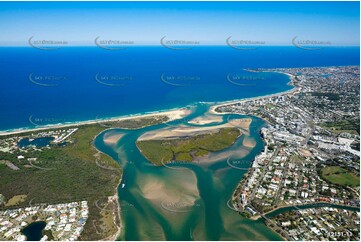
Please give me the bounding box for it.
[97,180,124,241]
[0,71,296,137]
[138,118,249,141]
[0,70,299,241]
[0,108,190,137]
[103,131,125,146]
[209,72,300,115]
[188,115,223,125]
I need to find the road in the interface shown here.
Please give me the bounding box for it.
[249,147,281,201]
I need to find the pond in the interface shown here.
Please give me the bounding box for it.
[21,221,46,241]
[18,137,54,148]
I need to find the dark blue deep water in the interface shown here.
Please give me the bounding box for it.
[18,137,54,147]
[21,221,46,241]
[0,46,359,131]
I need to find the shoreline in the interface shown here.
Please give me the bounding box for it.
[0,108,190,137]
[2,63,358,242]
[209,72,299,115]
[261,202,360,219]
[0,71,296,137]
[104,181,122,241]
[91,134,123,241]
[252,202,360,241]
[0,70,297,240]
[210,71,298,241]
[217,71,358,240]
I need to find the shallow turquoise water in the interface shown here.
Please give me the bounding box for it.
[94,103,284,241]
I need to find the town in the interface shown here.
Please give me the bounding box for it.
[268,207,359,241]
[0,201,88,241]
[216,66,360,240]
[0,128,78,170]
[0,123,122,241]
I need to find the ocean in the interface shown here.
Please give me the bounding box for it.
[0,46,359,131]
[2,46,359,240]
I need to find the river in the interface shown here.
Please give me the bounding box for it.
[94,103,284,241]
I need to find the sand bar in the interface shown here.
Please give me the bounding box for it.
[188,115,223,125]
[138,117,251,141]
[0,108,190,137]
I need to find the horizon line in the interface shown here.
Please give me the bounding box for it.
[0,44,360,48]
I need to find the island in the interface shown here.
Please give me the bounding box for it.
[0,66,359,241]
[137,127,240,165]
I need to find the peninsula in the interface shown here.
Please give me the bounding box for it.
[0,108,190,240]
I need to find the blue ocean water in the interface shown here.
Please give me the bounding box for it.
[0,46,359,131]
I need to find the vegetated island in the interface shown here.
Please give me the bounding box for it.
[136,127,241,166]
[0,109,188,240]
[101,115,169,130]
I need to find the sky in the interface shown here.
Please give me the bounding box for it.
[0,1,359,46]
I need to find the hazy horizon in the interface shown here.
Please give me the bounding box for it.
[0,1,359,47]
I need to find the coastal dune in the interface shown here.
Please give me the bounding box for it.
[0,108,191,137]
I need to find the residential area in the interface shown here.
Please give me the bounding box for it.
[0,201,88,241]
[269,207,360,241]
[218,66,360,240]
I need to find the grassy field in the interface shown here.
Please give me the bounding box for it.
[0,124,122,240]
[321,119,360,135]
[137,127,241,165]
[321,166,360,187]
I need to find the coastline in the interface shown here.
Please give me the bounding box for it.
[215,70,359,240]
[0,108,190,137]
[211,71,298,241]
[262,202,360,218]
[0,70,298,240]
[103,182,122,241]
[209,72,299,115]
[251,202,360,241]
[91,134,123,241]
[0,71,295,137]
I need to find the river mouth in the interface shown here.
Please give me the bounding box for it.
[94,103,284,241]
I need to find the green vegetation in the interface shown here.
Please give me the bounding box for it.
[290,154,302,162]
[321,166,360,187]
[42,230,54,240]
[268,143,275,151]
[350,142,360,151]
[321,118,360,135]
[265,104,277,109]
[102,116,169,129]
[0,125,122,240]
[137,127,240,165]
